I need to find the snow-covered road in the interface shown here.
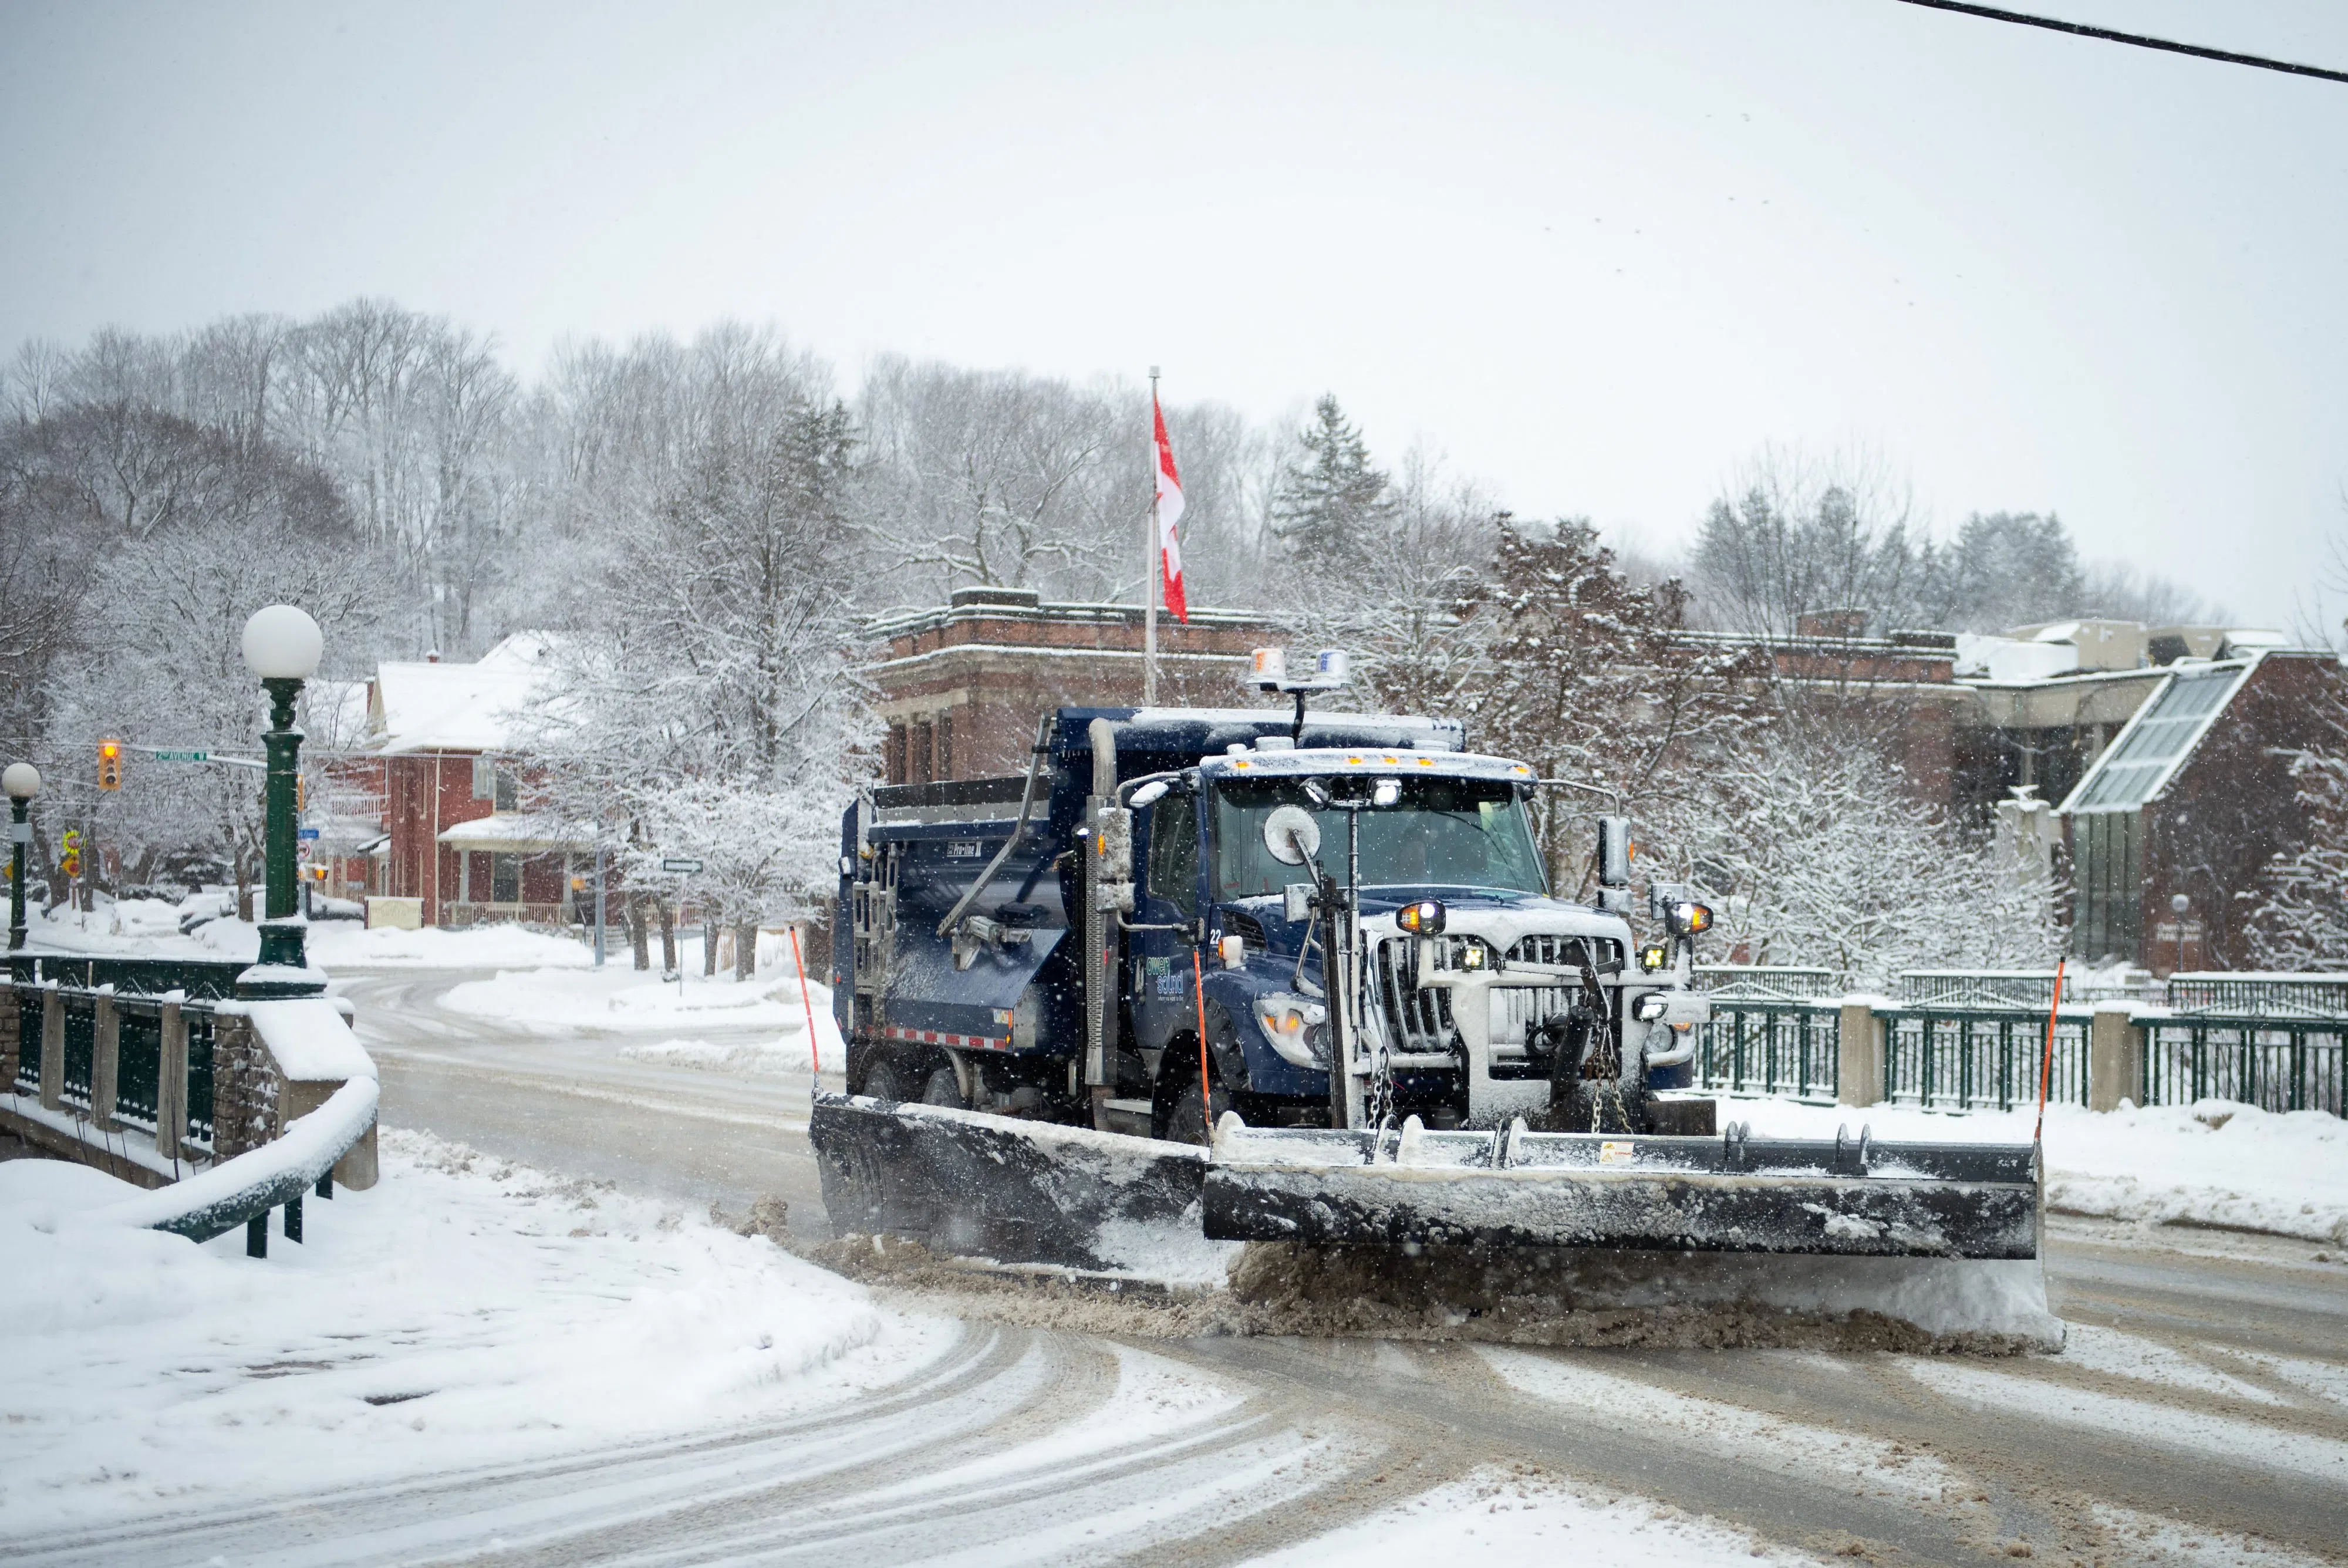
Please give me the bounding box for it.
[9,957,2340,1566]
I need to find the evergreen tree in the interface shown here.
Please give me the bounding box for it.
[1270,394,1393,561]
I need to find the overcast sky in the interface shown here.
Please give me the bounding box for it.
[4,1,2344,628]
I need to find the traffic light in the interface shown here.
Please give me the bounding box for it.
[97,739,123,791]
[60,827,82,879]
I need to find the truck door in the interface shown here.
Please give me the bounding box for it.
[1132,791,1201,1054]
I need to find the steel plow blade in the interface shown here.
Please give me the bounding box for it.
[1202,1123,2042,1260]
[808,1091,1209,1272]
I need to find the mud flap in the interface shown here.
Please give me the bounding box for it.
[808,1091,1207,1271]
[1202,1123,2040,1260]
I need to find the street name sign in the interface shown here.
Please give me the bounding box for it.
[661,857,704,874]
[147,749,208,763]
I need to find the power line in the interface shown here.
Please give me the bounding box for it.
[1890,0,2348,85]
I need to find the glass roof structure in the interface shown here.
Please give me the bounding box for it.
[2064,663,2249,814]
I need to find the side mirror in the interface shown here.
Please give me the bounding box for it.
[1597,816,1632,888]
[1263,804,1321,866]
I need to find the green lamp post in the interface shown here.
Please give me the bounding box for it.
[5,762,38,955]
[237,605,326,999]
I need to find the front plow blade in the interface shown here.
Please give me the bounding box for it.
[1203,1122,2040,1260]
[808,1092,1209,1272]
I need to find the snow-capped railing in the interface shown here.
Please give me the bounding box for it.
[4,968,380,1255]
[2164,972,2348,1019]
[78,1075,379,1247]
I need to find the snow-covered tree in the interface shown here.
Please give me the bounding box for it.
[43,510,380,911]
[2238,681,2348,969]
[1662,729,2064,990]
[1460,518,1758,893]
[539,332,875,976]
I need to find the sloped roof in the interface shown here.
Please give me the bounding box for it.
[367,633,562,755]
[2061,657,2255,814]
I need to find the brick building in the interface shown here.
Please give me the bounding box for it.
[867,586,1281,783]
[363,633,599,927]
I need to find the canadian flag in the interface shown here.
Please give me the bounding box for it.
[1152,392,1188,622]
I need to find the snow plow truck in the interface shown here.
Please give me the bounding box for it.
[809,656,2041,1275]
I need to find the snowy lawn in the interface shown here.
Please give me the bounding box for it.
[1724,1096,2348,1245]
[0,1131,948,1535]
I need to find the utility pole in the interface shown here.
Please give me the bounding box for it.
[1144,364,1159,707]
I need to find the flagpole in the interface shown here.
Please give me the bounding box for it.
[1145,364,1160,707]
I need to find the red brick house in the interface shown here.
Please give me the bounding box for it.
[364,633,600,927]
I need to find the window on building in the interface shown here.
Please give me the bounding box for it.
[473,756,496,800]
[910,721,934,785]
[491,852,521,905]
[494,770,518,811]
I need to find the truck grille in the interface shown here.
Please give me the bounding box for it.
[1371,934,1626,1073]
[1374,938,1457,1055]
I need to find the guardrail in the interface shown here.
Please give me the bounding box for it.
[1878,1004,2091,1113]
[4,962,378,1257]
[11,980,218,1161]
[9,952,251,1000]
[2141,1013,2345,1115]
[1693,965,1838,1000]
[2164,972,2348,1019]
[1693,999,1840,1102]
[1694,996,2342,1118]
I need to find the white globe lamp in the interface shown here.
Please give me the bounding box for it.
[242,604,324,681]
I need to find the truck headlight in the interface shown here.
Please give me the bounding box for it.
[1635,992,1669,1021]
[1254,993,1330,1067]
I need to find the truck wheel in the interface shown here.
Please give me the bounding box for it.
[861,1057,909,1102]
[1165,1075,1232,1147]
[920,1065,968,1108]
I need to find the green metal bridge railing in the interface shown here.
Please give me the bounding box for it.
[1694,996,2342,1118]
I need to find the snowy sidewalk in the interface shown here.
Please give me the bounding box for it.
[0,1131,948,1535]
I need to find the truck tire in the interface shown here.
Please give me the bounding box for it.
[1165,1074,1232,1147]
[861,1057,910,1102]
[920,1064,968,1109]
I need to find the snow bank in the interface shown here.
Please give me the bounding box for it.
[1723,1095,2348,1245]
[0,1130,947,1534]
[444,964,843,1057]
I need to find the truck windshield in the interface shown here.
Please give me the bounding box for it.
[1212,777,1548,899]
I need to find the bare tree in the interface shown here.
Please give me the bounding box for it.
[1691,443,1931,639]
